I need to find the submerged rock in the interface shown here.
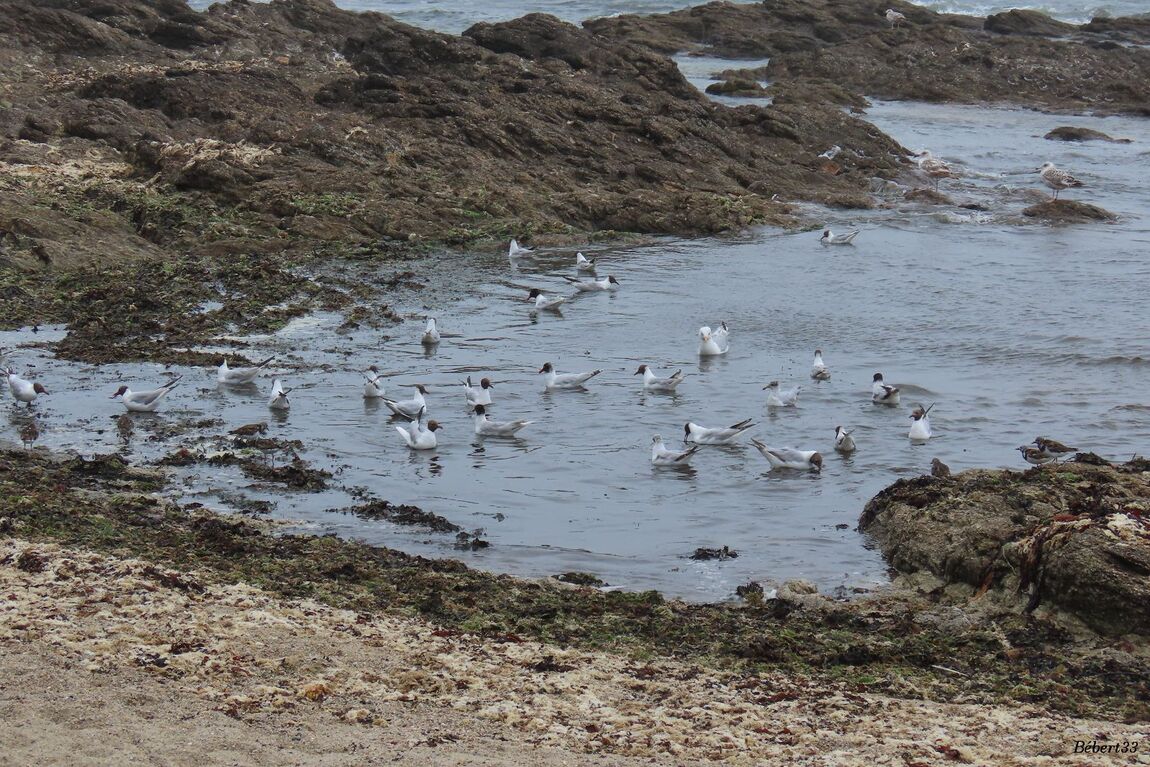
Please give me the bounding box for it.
[1044,126,1132,143]
[860,457,1150,636]
[1022,200,1117,223]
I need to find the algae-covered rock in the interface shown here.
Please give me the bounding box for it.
[1022,199,1117,223]
[1044,126,1132,143]
[859,458,1150,636]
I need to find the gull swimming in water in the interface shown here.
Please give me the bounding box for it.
[820,229,859,246]
[1036,162,1083,200]
[7,369,48,407]
[908,404,933,442]
[576,252,596,271]
[539,362,601,390]
[563,275,619,292]
[683,418,755,445]
[396,407,441,450]
[763,380,800,407]
[217,357,275,385]
[1033,436,1076,459]
[871,372,900,406]
[363,366,386,399]
[651,435,700,465]
[698,322,730,356]
[471,404,531,437]
[382,384,429,419]
[810,350,830,381]
[462,376,494,406]
[834,426,856,454]
[111,376,181,413]
[527,289,566,312]
[751,440,823,472]
[421,317,440,346]
[885,8,907,27]
[1018,445,1055,466]
[634,364,685,393]
[508,238,534,258]
[268,378,291,411]
[916,150,956,190]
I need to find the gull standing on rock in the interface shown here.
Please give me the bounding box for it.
[751,440,823,472]
[834,426,856,454]
[363,366,386,399]
[462,376,494,407]
[396,407,441,450]
[810,350,830,381]
[539,362,602,390]
[908,404,933,442]
[268,378,291,411]
[7,369,48,407]
[820,229,859,246]
[651,435,700,465]
[635,364,686,393]
[471,404,531,437]
[871,373,900,406]
[111,376,181,413]
[763,380,800,407]
[563,275,619,292]
[576,252,596,271]
[683,419,755,445]
[217,357,275,385]
[527,289,566,312]
[421,317,440,346]
[917,150,956,190]
[698,322,730,356]
[383,384,429,419]
[1036,162,1084,200]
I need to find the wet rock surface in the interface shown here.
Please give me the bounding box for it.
[1044,126,1133,143]
[860,456,1150,636]
[1022,199,1118,223]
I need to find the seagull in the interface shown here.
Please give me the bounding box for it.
[508,238,534,258]
[909,404,933,442]
[871,373,900,406]
[886,8,907,27]
[698,322,730,356]
[818,145,842,160]
[834,426,856,454]
[1036,162,1084,200]
[6,369,47,407]
[462,376,494,406]
[217,356,275,385]
[634,364,685,393]
[683,419,755,445]
[576,252,596,271]
[421,317,440,346]
[763,381,800,407]
[396,407,441,450]
[751,440,823,472]
[363,366,386,399]
[563,275,619,292]
[1018,445,1056,466]
[268,378,291,410]
[1033,436,1076,459]
[471,404,531,437]
[916,150,956,190]
[651,435,700,465]
[111,376,182,413]
[527,289,566,312]
[820,229,859,246]
[810,350,830,381]
[382,384,429,418]
[539,362,602,390]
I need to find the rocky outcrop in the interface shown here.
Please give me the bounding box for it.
[860,457,1150,636]
[1022,200,1118,223]
[1044,126,1132,143]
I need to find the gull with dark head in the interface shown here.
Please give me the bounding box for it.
[751,440,823,472]
[7,368,48,407]
[396,406,441,450]
[111,375,181,413]
[527,288,566,312]
[539,362,601,390]
[471,404,531,437]
[363,365,386,399]
[462,376,494,406]
[383,384,429,419]
[563,275,619,292]
[872,372,900,406]
[834,426,856,454]
[763,380,800,407]
[634,364,685,393]
[684,418,755,445]
[909,404,933,442]
[820,229,859,246]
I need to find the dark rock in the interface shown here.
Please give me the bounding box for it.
[554,571,606,587]
[1022,200,1117,223]
[984,10,1077,37]
[690,545,738,561]
[1044,126,1132,143]
[341,499,461,533]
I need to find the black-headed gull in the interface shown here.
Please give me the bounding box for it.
[834,426,856,454]
[885,8,907,26]
[7,369,47,407]
[383,384,429,418]
[763,381,800,407]
[871,373,900,406]
[1018,445,1055,466]
[810,350,830,381]
[421,317,440,346]
[527,288,566,312]
[1033,436,1075,459]
[908,404,933,442]
[820,229,859,246]
[363,366,386,399]
[751,440,823,472]
[635,364,685,393]
[471,404,531,437]
[396,407,441,450]
[562,275,619,292]
[698,322,730,356]
[651,435,699,465]
[269,378,291,411]
[217,356,275,385]
[462,376,494,406]
[111,376,181,412]
[1036,162,1083,200]
[508,238,534,258]
[683,418,754,445]
[576,252,596,271]
[539,362,601,390]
